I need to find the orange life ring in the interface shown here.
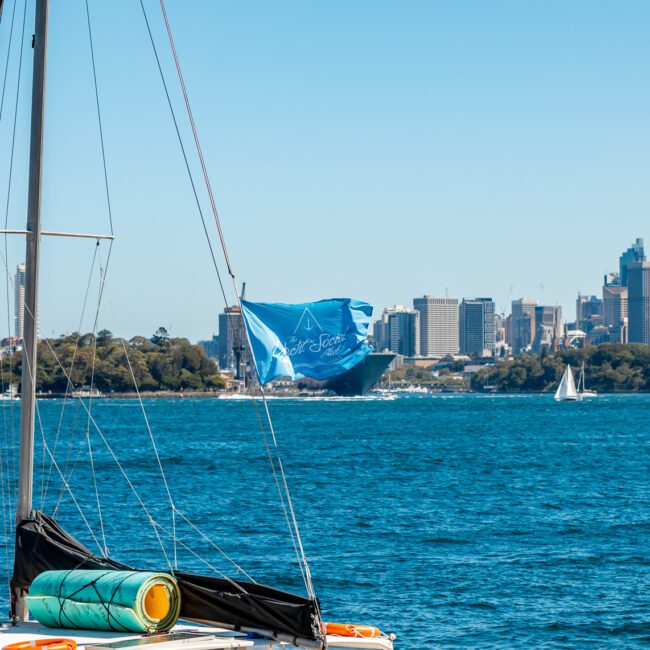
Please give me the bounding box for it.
[3,639,77,650]
[321,622,381,638]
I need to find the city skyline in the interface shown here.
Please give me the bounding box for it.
[369,237,648,358]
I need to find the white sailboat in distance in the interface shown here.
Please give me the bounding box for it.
[577,361,597,399]
[555,365,579,401]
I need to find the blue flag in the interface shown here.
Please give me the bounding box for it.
[240,299,373,384]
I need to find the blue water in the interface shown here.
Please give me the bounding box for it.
[1,394,649,648]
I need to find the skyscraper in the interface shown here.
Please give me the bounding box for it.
[602,285,628,328]
[459,298,495,356]
[532,305,562,351]
[510,298,537,354]
[373,306,420,356]
[388,308,420,357]
[603,283,628,344]
[627,260,650,344]
[14,263,25,339]
[218,305,252,376]
[619,238,645,287]
[413,296,459,356]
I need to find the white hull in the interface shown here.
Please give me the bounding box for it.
[0,622,393,650]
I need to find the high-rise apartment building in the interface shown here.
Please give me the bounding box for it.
[602,285,628,329]
[218,305,252,376]
[459,298,495,356]
[620,238,645,287]
[413,296,459,356]
[14,263,25,339]
[511,298,537,354]
[627,260,650,344]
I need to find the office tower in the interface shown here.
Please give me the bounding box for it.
[533,305,562,351]
[459,298,495,356]
[619,238,645,287]
[388,308,420,357]
[413,295,459,356]
[511,298,537,354]
[627,260,650,344]
[602,285,628,329]
[14,263,25,339]
[218,305,252,375]
[373,306,420,356]
[576,294,603,332]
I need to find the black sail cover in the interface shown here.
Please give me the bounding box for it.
[12,511,320,643]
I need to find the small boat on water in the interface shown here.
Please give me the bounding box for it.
[577,361,597,399]
[0,384,19,401]
[555,364,579,401]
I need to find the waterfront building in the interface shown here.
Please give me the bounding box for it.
[627,260,650,344]
[14,263,25,339]
[511,298,537,354]
[218,305,252,376]
[459,298,495,356]
[620,237,645,287]
[413,295,459,356]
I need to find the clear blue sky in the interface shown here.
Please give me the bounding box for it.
[0,0,648,341]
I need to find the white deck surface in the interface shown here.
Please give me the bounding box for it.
[0,622,393,650]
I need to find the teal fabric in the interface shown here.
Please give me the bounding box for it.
[25,570,180,633]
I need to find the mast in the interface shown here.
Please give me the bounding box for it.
[15,0,49,619]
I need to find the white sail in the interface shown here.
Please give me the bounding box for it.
[555,365,579,401]
[579,361,597,398]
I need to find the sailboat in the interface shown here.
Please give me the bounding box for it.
[0,2,394,649]
[554,364,579,402]
[576,361,597,399]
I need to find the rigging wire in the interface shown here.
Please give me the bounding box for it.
[83,0,114,237]
[154,0,319,609]
[38,332,175,572]
[80,9,181,549]
[0,0,18,125]
[41,242,99,506]
[2,0,27,502]
[18,302,104,555]
[0,1,27,596]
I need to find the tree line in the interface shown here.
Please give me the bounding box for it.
[1,328,225,393]
[472,343,650,393]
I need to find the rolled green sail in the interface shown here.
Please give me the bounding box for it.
[25,570,181,633]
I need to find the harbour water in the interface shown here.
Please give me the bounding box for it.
[1,394,649,648]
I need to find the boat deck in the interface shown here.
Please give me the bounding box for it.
[0,622,393,650]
